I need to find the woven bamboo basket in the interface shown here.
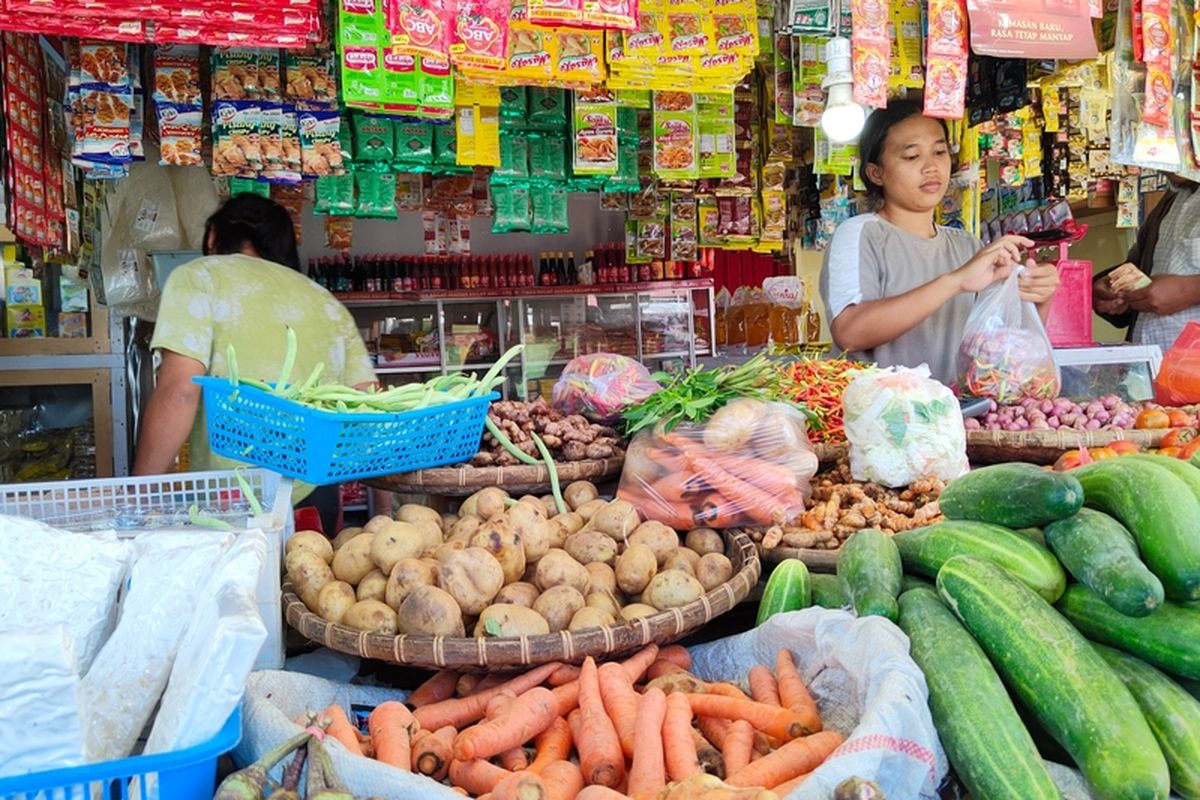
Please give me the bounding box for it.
[758,546,839,572]
[282,529,760,670]
[364,456,625,497]
[965,427,1176,465]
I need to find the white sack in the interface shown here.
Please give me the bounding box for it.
[0,628,86,777]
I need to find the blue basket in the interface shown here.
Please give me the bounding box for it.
[0,706,240,800]
[195,377,497,484]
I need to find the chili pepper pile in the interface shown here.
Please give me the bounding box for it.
[778,359,872,444]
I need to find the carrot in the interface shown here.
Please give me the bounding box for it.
[690,727,724,778]
[646,660,684,681]
[550,681,581,717]
[687,455,782,525]
[684,694,813,741]
[540,760,584,800]
[457,674,482,697]
[455,686,558,761]
[773,771,813,796]
[414,662,562,731]
[369,701,416,770]
[409,670,460,707]
[598,661,640,760]
[656,644,690,670]
[412,726,455,781]
[528,717,572,774]
[450,759,513,795]
[620,644,660,683]
[476,673,507,693]
[775,650,822,733]
[705,681,754,702]
[661,692,699,783]
[696,715,731,749]
[644,445,687,473]
[482,691,530,771]
[548,664,581,686]
[322,704,364,756]
[748,666,781,706]
[627,688,668,800]
[721,719,754,777]
[490,770,547,800]
[725,730,844,789]
[575,657,627,788]
[577,787,632,800]
[712,453,799,497]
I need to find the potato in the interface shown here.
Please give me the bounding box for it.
[544,518,572,550]
[342,599,399,634]
[385,558,436,610]
[398,585,465,636]
[496,581,541,608]
[590,500,641,541]
[356,569,388,602]
[447,516,483,545]
[565,531,618,566]
[316,581,356,624]
[432,541,466,562]
[629,521,681,566]
[363,515,394,535]
[462,487,508,521]
[398,503,442,527]
[470,517,526,584]
[509,503,549,563]
[331,526,366,550]
[439,547,505,615]
[533,585,586,633]
[662,549,699,577]
[286,530,333,563]
[553,512,586,537]
[574,498,607,522]
[563,481,599,511]
[685,528,724,556]
[475,604,550,637]
[585,562,618,595]
[644,570,704,611]
[696,553,734,591]
[616,543,658,595]
[370,522,424,574]
[412,520,443,554]
[534,549,590,594]
[441,513,459,532]
[620,603,659,622]
[287,550,334,611]
[540,496,560,517]
[585,590,622,619]
[517,496,550,519]
[332,533,378,585]
[569,606,616,631]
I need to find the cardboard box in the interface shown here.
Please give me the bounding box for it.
[7,278,41,306]
[57,311,88,338]
[7,305,45,338]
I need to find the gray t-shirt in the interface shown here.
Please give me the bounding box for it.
[820,213,981,386]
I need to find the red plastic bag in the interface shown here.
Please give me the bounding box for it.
[1154,321,1200,405]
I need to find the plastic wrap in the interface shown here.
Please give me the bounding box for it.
[617,399,818,529]
[0,628,86,777]
[81,531,232,763]
[144,531,268,754]
[1154,321,1200,405]
[550,353,661,424]
[844,367,969,488]
[957,268,1060,403]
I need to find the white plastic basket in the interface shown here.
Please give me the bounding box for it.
[0,469,292,670]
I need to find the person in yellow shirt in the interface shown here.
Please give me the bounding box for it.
[133,194,376,531]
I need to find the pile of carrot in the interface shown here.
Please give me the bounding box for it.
[312,644,844,800]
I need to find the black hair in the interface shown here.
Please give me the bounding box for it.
[857,98,950,207]
[203,194,300,271]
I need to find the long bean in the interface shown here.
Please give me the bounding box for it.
[531,432,566,515]
[485,417,542,466]
[276,327,298,391]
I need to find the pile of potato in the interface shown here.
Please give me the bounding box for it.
[284,482,737,639]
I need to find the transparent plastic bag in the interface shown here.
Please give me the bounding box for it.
[1154,321,1200,405]
[617,399,818,529]
[551,353,661,424]
[957,268,1060,403]
[844,367,968,488]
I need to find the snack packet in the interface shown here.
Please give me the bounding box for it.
[298,108,345,177]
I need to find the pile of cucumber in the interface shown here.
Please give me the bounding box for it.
[756,458,1200,800]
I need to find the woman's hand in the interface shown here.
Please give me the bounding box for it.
[953,235,1032,293]
[1018,260,1060,306]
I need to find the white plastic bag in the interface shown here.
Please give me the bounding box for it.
[0,628,86,777]
[843,367,968,488]
[145,531,268,754]
[689,609,948,800]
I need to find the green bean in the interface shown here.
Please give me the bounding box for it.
[485,417,542,466]
[227,344,240,386]
[276,327,298,392]
[188,504,234,531]
[531,432,566,515]
[476,345,524,396]
[235,468,264,516]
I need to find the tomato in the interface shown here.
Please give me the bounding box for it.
[1159,446,1183,459]
[1108,440,1140,455]
[1136,408,1172,429]
[1055,450,1084,471]
[1160,429,1196,449]
[1168,409,1194,427]
[1181,439,1200,461]
[1089,447,1119,461]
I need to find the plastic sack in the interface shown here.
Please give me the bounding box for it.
[551,353,661,424]
[617,399,819,529]
[689,609,948,799]
[0,628,86,777]
[844,367,968,488]
[145,531,268,754]
[1154,321,1200,405]
[957,268,1061,403]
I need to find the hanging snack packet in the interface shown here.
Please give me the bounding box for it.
[419,56,455,118]
[341,43,384,105]
[665,9,711,57]
[157,103,203,166]
[529,0,582,27]
[79,41,129,87]
[396,173,425,210]
[259,52,282,103]
[211,100,262,177]
[381,50,420,111]
[491,183,532,232]
[230,177,271,198]
[434,123,458,166]
[532,184,569,233]
[267,106,303,183]
[389,0,453,61]
[340,0,383,46]
[395,121,436,167]
[324,215,355,251]
[556,31,605,85]
[259,104,285,173]
[354,114,396,162]
[451,0,509,71]
[495,131,530,179]
[299,108,345,176]
[652,91,699,180]
[313,173,357,214]
[211,47,260,101]
[698,93,735,179]
[152,43,201,106]
[529,132,567,180]
[285,47,338,104]
[529,87,568,128]
[585,0,637,31]
[507,6,555,82]
[573,91,618,175]
[356,170,400,218]
[500,85,529,121]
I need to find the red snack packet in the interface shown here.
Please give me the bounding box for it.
[529,0,583,28]
[388,0,452,61]
[450,0,508,71]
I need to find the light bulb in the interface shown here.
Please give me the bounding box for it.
[822,87,866,142]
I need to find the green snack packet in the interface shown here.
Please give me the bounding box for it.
[528,87,567,129]
[500,86,528,122]
[395,122,435,168]
[491,184,532,233]
[337,0,381,46]
[530,133,567,182]
[434,123,458,167]
[314,172,356,215]
[354,114,395,163]
[230,176,271,198]
[338,114,355,164]
[532,185,569,234]
[355,170,399,218]
[496,132,530,180]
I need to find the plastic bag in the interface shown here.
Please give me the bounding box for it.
[843,367,968,488]
[0,628,87,777]
[617,399,818,529]
[957,267,1061,403]
[551,353,660,424]
[1154,321,1200,405]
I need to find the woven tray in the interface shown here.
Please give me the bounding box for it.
[282,529,760,670]
[966,428,1175,465]
[364,456,625,496]
[758,546,839,572]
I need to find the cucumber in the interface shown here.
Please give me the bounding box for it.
[1093,643,1200,800]
[756,559,811,625]
[1074,459,1200,601]
[937,555,1169,800]
[897,587,1059,800]
[1125,454,1200,505]
[901,573,935,593]
[1044,509,1164,617]
[1057,585,1200,680]
[810,573,849,609]
[1014,527,1047,547]
[939,462,1083,528]
[892,520,1066,603]
[837,529,902,621]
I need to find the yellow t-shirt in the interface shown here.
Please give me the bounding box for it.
[151,254,376,501]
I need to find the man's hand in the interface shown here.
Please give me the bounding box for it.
[1093,274,1130,316]
[1126,274,1200,315]
[1018,260,1060,306]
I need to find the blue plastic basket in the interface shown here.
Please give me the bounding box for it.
[195,377,497,484]
[0,706,240,800]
